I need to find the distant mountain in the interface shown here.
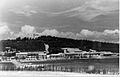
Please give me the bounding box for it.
[0,36,119,53]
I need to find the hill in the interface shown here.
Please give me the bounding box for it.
[0,36,119,53]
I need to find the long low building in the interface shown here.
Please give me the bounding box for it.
[16,52,47,60]
[15,50,118,61]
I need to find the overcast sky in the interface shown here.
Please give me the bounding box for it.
[0,0,119,43]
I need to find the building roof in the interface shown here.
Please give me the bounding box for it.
[16,52,46,55]
[16,52,28,55]
[61,48,82,52]
[50,53,64,56]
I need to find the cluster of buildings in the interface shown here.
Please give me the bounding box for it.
[0,44,119,62]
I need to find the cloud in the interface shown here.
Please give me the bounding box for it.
[16,25,119,43]
[0,23,118,43]
[0,25,10,35]
[36,28,119,43]
[52,0,118,21]
[7,0,118,21]
[16,25,59,38]
[21,25,36,34]
[104,29,119,34]
[89,0,118,11]
[17,25,36,37]
[80,29,95,36]
[39,29,59,36]
[9,5,38,16]
[0,24,14,40]
[79,29,119,42]
[58,32,78,39]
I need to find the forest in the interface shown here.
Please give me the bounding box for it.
[0,36,119,54]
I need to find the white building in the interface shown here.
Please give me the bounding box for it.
[38,52,47,60]
[16,52,47,60]
[61,48,82,53]
[16,52,28,58]
[49,53,65,60]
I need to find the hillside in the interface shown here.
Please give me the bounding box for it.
[0,36,119,53]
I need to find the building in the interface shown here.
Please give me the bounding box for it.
[16,51,47,60]
[61,48,82,53]
[16,52,28,59]
[38,52,47,60]
[1,56,11,61]
[49,53,65,60]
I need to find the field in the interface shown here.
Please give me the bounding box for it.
[0,71,119,77]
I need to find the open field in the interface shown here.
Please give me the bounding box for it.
[0,71,119,77]
[0,58,119,75]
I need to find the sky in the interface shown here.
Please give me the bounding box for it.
[0,0,119,43]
